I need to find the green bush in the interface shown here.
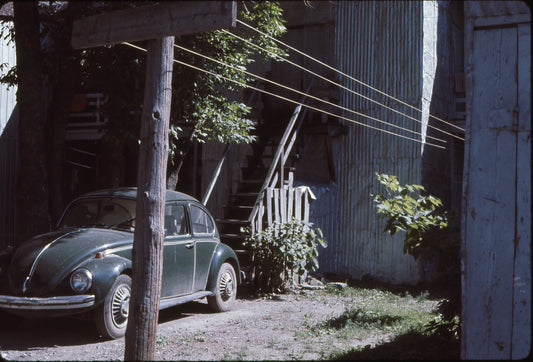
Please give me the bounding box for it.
[371,173,449,260]
[242,218,327,293]
[371,173,460,339]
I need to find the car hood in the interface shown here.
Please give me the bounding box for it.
[8,228,132,296]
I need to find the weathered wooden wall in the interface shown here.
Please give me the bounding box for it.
[462,1,531,359]
[0,16,18,250]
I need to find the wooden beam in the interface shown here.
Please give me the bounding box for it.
[72,1,236,49]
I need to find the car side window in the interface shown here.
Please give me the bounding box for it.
[164,203,187,236]
[189,204,214,235]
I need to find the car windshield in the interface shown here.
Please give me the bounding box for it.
[58,197,137,230]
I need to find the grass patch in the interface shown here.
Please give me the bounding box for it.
[302,282,460,359]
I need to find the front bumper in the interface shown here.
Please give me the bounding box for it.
[0,294,95,310]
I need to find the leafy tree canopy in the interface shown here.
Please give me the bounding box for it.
[1,1,287,181]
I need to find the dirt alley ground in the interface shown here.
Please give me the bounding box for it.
[0,286,437,361]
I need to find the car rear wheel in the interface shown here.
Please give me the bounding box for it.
[207,262,237,312]
[94,274,131,339]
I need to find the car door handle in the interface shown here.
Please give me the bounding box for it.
[185,242,195,249]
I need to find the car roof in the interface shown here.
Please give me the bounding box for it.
[77,187,199,203]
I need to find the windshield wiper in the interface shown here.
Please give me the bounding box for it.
[109,218,136,230]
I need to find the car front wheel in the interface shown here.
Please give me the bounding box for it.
[207,262,237,312]
[94,274,131,339]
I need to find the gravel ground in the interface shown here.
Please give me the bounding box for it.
[0,286,437,361]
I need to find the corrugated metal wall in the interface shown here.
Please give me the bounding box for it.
[329,0,427,284]
[199,1,457,285]
[0,35,18,249]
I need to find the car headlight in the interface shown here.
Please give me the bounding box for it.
[70,268,93,293]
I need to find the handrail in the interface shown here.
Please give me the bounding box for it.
[248,81,313,225]
[202,82,261,206]
[201,143,231,205]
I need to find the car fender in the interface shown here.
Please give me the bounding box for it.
[206,243,241,294]
[76,255,131,305]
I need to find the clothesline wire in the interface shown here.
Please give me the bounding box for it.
[221,28,463,143]
[235,18,465,133]
[122,42,445,150]
[173,43,446,144]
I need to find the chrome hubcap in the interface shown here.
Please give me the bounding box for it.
[111,285,130,327]
[219,272,234,301]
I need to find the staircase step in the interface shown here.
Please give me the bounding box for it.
[228,192,259,205]
[218,222,248,235]
[237,180,262,193]
[241,166,268,180]
[224,205,254,219]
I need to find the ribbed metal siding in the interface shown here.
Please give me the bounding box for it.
[0,37,18,249]
[309,182,339,275]
[331,1,425,284]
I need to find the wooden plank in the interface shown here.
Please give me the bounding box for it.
[474,14,530,28]
[280,186,287,224]
[266,187,273,228]
[257,200,264,233]
[250,207,258,234]
[295,187,302,221]
[303,188,310,223]
[463,25,523,360]
[287,176,294,221]
[269,173,278,189]
[72,1,236,49]
[273,188,280,235]
[461,16,475,360]
[512,22,531,360]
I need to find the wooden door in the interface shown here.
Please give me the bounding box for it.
[462,19,530,360]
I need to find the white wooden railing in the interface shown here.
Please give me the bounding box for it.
[251,170,316,234]
[248,82,313,233]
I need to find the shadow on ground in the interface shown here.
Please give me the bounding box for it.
[332,331,460,360]
[0,301,209,350]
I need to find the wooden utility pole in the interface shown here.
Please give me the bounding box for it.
[124,35,174,360]
[72,2,236,360]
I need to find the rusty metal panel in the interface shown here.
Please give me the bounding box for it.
[0,36,18,249]
[331,0,426,284]
[462,3,531,358]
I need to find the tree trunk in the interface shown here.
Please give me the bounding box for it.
[47,3,82,224]
[13,2,51,242]
[166,121,199,190]
[124,36,174,361]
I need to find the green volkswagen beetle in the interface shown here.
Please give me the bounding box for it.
[0,188,240,339]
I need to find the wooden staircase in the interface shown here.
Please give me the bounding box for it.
[204,82,314,285]
[217,141,285,283]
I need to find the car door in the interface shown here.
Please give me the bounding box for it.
[188,203,218,292]
[161,202,195,297]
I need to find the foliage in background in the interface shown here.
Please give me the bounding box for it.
[166,1,287,185]
[242,218,327,293]
[371,173,460,339]
[1,1,288,191]
[371,173,449,260]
